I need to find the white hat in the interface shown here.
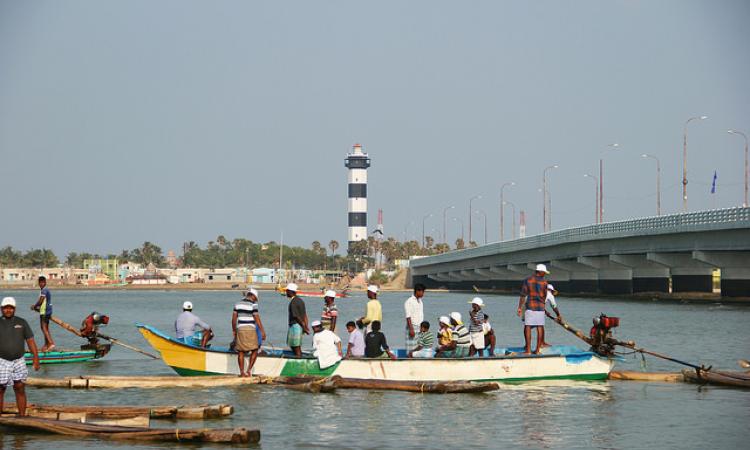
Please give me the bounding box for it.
[286,283,298,292]
[324,290,337,298]
[469,297,484,306]
[1,297,16,308]
[182,301,193,310]
[246,288,259,299]
[439,316,451,325]
[311,320,322,328]
[535,264,550,274]
[367,285,379,293]
[450,312,462,323]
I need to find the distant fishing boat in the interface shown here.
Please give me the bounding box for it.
[24,345,110,365]
[137,324,614,382]
[275,286,349,298]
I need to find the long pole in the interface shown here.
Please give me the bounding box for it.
[641,154,661,215]
[442,206,454,245]
[468,195,481,243]
[453,217,464,243]
[421,213,432,248]
[504,201,517,239]
[584,174,599,223]
[474,209,487,244]
[728,130,748,207]
[543,165,557,232]
[499,182,514,241]
[683,116,708,211]
[599,159,603,223]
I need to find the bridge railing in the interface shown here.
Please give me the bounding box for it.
[410,207,750,268]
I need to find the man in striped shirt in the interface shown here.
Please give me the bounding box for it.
[407,321,434,358]
[232,288,266,377]
[467,297,485,357]
[436,312,471,358]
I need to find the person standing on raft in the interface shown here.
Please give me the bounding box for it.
[31,276,55,352]
[517,264,550,354]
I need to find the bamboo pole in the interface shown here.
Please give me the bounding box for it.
[2,403,233,419]
[608,371,684,382]
[27,375,264,389]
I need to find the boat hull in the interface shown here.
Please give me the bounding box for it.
[138,325,614,382]
[24,350,97,365]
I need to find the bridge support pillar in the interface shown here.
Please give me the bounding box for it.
[647,252,715,293]
[693,251,750,297]
[550,260,598,293]
[577,256,633,294]
[609,255,670,293]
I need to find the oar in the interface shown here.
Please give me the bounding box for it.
[50,316,158,359]
[543,311,710,373]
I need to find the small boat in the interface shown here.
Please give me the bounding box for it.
[25,344,110,365]
[275,286,349,298]
[137,324,614,382]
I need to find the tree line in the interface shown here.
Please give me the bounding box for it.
[0,234,472,270]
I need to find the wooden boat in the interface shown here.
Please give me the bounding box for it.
[682,369,750,389]
[137,324,615,382]
[24,344,110,365]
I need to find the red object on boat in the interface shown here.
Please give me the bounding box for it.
[600,316,620,328]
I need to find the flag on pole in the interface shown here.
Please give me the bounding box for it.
[711,170,718,194]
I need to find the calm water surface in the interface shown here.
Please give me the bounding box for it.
[1,289,748,449]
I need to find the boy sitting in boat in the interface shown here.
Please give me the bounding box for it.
[407,321,434,358]
[364,321,397,360]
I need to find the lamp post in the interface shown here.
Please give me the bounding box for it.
[641,154,661,215]
[542,165,558,232]
[468,195,481,243]
[683,116,708,211]
[583,173,599,223]
[728,129,748,207]
[442,205,455,245]
[599,143,619,223]
[421,213,433,249]
[500,182,515,241]
[403,221,415,242]
[474,209,488,244]
[503,201,517,239]
[452,217,464,245]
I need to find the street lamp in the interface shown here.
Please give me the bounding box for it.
[442,205,455,245]
[683,116,708,211]
[542,165,558,232]
[421,213,433,249]
[503,201,517,239]
[641,154,662,215]
[583,173,599,223]
[728,129,748,207]
[599,143,619,223]
[474,209,488,244]
[452,217,464,245]
[403,221,415,242]
[500,182,515,241]
[468,195,481,243]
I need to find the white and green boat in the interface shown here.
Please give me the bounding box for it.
[137,324,615,383]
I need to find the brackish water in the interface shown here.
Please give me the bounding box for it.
[1,289,748,449]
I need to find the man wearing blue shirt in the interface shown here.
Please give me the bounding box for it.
[31,276,55,352]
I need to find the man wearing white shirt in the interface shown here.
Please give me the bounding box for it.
[311,320,342,369]
[404,283,426,352]
[542,284,562,347]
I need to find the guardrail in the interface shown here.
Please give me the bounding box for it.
[410,207,750,268]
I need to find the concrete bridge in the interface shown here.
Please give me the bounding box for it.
[409,207,750,297]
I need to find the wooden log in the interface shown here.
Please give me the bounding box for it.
[1,412,149,427]
[2,403,233,419]
[608,370,685,382]
[0,416,260,444]
[329,376,499,393]
[282,378,338,394]
[27,375,262,389]
[682,369,750,388]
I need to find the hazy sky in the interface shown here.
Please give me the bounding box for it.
[1,0,749,257]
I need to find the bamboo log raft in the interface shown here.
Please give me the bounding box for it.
[28,375,264,389]
[2,403,233,419]
[682,369,750,389]
[328,376,500,393]
[0,416,259,444]
[1,412,149,427]
[608,371,685,382]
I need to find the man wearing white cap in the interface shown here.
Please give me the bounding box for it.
[404,283,426,352]
[541,284,563,347]
[311,320,342,369]
[359,285,381,333]
[320,290,339,332]
[233,288,265,376]
[175,301,212,348]
[286,283,309,357]
[435,312,470,357]
[517,264,550,354]
[468,297,486,357]
[1,297,40,417]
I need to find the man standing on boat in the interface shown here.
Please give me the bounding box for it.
[404,283,425,353]
[286,283,309,357]
[517,264,550,354]
[175,301,212,347]
[31,276,55,352]
[320,290,339,332]
[233,288,265,377]
[467,297,486,357]
[359,285,381,333]
[541,284,563,347]
[0,297,39,417]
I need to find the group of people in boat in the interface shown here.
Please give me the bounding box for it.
[174,263,562,376]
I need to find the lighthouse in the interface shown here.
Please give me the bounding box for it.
[345,143,371,251]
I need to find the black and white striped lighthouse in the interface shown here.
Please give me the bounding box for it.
[345,143,371,251]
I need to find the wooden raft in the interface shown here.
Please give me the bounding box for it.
[682,369,750,389]
[1,403,233,419]
[0,416,259,444]
[28,375,263,389]
[608,371,685,383]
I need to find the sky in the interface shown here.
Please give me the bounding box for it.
[1,0,749,257]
